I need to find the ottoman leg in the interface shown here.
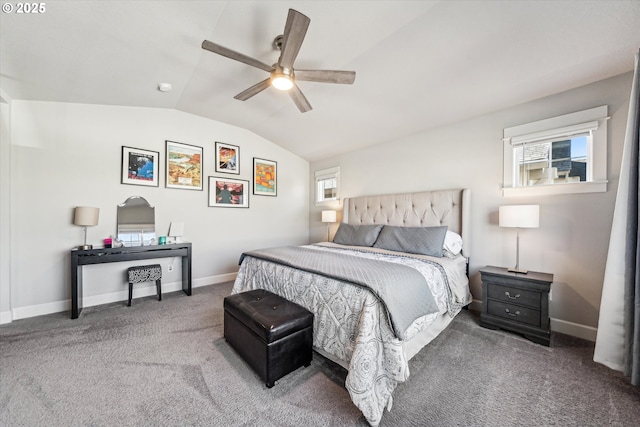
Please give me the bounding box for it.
[128,283,133,306]
[156,279,162,301]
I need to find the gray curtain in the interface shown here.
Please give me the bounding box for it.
[594,50,640,386]
[624,49,640,386]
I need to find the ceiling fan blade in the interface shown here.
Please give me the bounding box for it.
[278,9,310,70]
[234,78,271,101]
[289,83,312,113]
[295,70,356,84]
[202,40,274,73]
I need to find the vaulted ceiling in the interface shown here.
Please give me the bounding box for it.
[2,1,639,162]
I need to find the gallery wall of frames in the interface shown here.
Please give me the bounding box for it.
[121,140,278,209]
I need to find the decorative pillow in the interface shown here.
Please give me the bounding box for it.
[443,230,463,258]
[332,223,384,247]
[373,225,448,257]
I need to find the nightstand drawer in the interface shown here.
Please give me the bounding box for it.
[487,300,541,327]
[486,283,541,309]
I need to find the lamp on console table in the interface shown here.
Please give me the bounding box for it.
[168,221,184,243]
[499,205,539,274]
[74,206,99,250]
[321,210,337,242]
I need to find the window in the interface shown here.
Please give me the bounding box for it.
[315,166,340,205]
[503,105,608,197]
[514,135,589,186]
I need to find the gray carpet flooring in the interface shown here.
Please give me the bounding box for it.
[1,281,640,426]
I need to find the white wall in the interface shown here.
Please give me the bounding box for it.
[309,72,633,341]
[3,100,309,321]
[0,91,12,323]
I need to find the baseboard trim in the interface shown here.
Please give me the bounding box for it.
[550,317,597,342]
[11,300,68,322]
[0,310,12,325]
[5,282,599,342]
[469,299,596,342]
[8,273,238,322]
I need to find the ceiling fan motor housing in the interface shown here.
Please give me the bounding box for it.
[273,35,284,50]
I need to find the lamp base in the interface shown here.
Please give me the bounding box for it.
[77,244,93,250]
[507,267,528,274]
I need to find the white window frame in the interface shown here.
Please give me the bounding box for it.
[502,105,609,197]
[315,166,340,206]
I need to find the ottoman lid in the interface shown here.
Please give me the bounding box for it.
[224,289,313,343]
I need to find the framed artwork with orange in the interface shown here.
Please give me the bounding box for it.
[165,140,203,190]
[253,158,277,196]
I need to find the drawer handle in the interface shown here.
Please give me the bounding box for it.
[505,291,520,300]
[505,309,520,317]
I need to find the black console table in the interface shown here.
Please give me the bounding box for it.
[70,243,192,319]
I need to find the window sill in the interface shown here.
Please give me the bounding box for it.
[502,181,607,198]
[315,199,340,207]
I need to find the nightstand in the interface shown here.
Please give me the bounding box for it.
[480,266,553,346]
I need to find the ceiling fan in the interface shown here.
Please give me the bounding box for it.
[201,8,356,113]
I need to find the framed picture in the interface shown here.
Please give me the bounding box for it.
[253,157,277,196]
[215,141,240,175]
[165,140,203,190]
[208,176,249,208]
[121,146,159,187]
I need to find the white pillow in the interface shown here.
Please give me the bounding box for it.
[443,230,463,258]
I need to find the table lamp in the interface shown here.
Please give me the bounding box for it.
[321,210,337,242]
[74,206,99,250]
[499,205,539,274]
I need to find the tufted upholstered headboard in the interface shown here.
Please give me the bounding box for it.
[343,189,470,257]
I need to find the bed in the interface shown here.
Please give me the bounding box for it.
[232,189,471,426]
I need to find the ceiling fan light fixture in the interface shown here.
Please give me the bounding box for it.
[271,74,293,91]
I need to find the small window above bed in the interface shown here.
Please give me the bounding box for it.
[315,166,340,206]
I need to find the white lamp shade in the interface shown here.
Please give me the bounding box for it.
[73,207,99,227]
[168,221,184,237]
[321,210,337,223]
[499,205,539,228]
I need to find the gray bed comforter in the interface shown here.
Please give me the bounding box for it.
[233,243,468,427]
[239,245,439,340]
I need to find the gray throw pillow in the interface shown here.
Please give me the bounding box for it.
[333,223,384,247]
[373,225,448,257]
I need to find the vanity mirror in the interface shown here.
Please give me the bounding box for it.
[117,196,156,246]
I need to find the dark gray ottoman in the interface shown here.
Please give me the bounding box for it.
[223,289,313,388]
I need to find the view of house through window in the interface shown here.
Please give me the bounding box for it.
[514,135,589,187]
[318,177,337,199]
